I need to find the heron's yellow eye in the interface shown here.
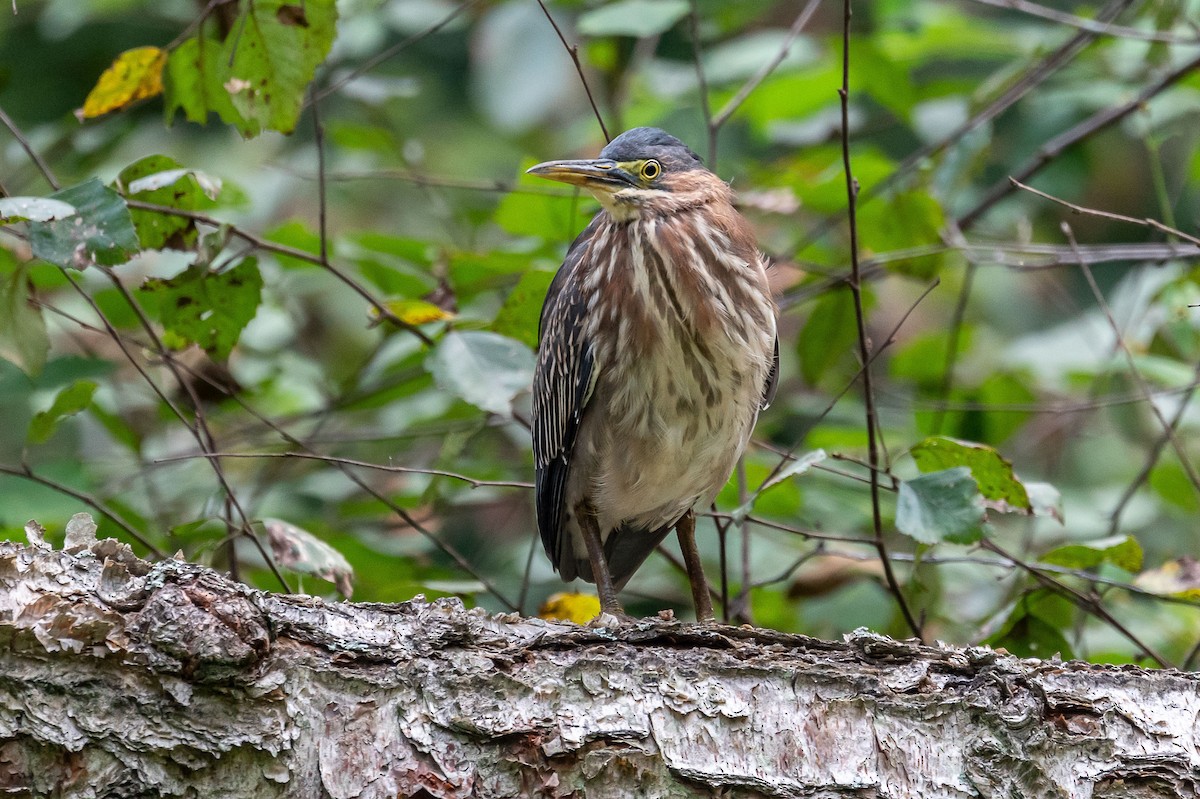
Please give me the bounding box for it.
[640,160,661,181]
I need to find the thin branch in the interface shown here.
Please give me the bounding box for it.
[839,0,921,639]
[686,0,716,166]
[750,543,825,589]
[655,545,723,608]
[710,0,822,132]
[0,463,162,557]
[153,451,533,490]
[708,512,874,545]
[123,200,436,345]
[981,538,1172,668]
[94,268,292,592]
[793,0,1137,251]
[959,52,1200,229]
[967,0,1200,44]
[930,27,1196,437]
[533,0,610,142]
[1012,178,1200,248]
[1108,359,1200,534]
[735,460,751,623]
[811,546,1200,609]
[884,378,1200,414]
[154,371,520,610]
[0,104,60,190]
[165,0,236,50]
[778,239,1200,310]
[279,167,576,196]
[311,86,330,265]
[714,501,731,622]
[761,278,940,488]
[1062,223,1200,497]
[313,0,482,104]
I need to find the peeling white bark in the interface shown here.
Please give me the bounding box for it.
[1,535,1198,798]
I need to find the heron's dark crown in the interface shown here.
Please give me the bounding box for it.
[600,127,705,173]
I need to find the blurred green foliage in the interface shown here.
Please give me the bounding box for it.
[2,0,1200,666]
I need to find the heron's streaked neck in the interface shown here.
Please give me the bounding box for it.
[591,186,719,224]
[590,188,661,222]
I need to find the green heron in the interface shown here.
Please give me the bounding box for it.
[528,127,778,620]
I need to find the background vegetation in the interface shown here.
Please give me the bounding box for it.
[2,0,1199,667]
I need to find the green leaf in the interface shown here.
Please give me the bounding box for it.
[494,168,587,240]
[984,589,1075,660]
[987,608,1075,661]
[140,258,263,360]
[857,189,946,280]
[115,155,220,251]
[851,38,916,123]
[27,179,140,270]
[890,327,973,388]
[0,257,50,376]
[895,467,986,544]
[164,0,337,137]
[732,449,826,521]
[425,331,535,417]
[971,372,1036,445]
[491,268,556,348]
[911,436,1030,511]
[264,517,354,597]
[577,0,689,37]
[1149,460,1200,513]
[798,288,859,386]
[1040,535,1143,574]
[264,219,327,270]
[0,197,77,222]
[28,380,97,444]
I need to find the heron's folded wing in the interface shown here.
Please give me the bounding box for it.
[533,217,601,569]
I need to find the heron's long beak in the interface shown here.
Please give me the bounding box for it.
[526,159,632,190]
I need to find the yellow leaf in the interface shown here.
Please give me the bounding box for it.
[538,592,601,624]
[372,299,455,326]
[76,47,167,121]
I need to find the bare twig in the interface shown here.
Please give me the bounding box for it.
[148,361,521,610]
[981,538,1172,668]
[838,0,921,639]
[534,0,610,142]
[154,451,533,490]
[735,460,751,623]
[311,87,330,264]
[96,269,292,591]
[960,53,1200,229]
[710,0,822,133]
[279,167,576,197]
[794,0,1137,252]
[0,463,162,557]
[968,0,1200,45]
[931,48,1200,431]
[123,200,436,345]
[1061,223,1200,497]
[0,104,60,190]
[313,0,482,104]
[686,0,716,165]
[761,278,940,488]
[1012,179,1200,248]
[1108,360,1200,534]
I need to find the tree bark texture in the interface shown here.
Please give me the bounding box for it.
[1,535,1199,798]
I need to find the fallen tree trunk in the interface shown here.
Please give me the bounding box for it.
[0,530,1198,798]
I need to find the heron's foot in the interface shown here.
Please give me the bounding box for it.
[589,609,634,628]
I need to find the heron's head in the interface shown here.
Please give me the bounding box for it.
[527,127,720,220]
